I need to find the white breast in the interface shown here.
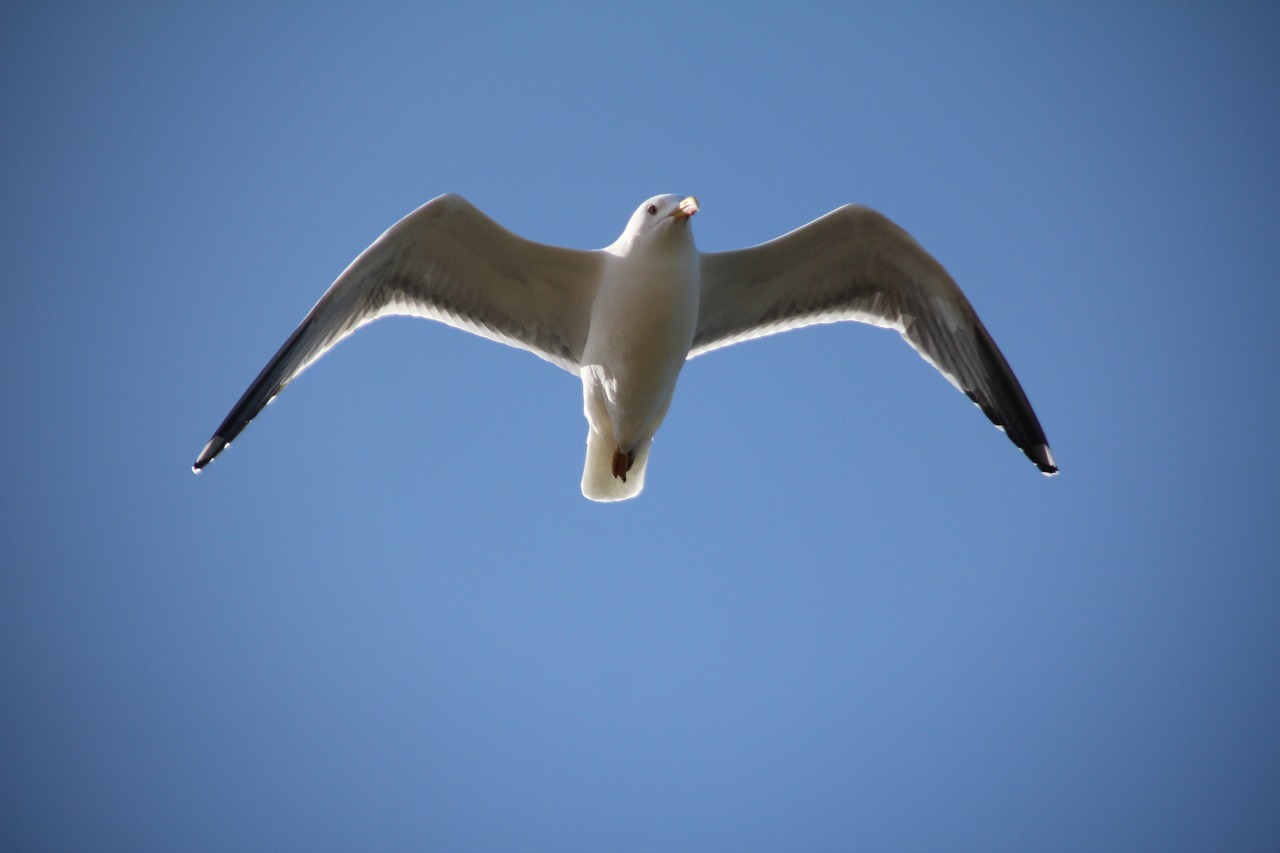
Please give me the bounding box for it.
[581,242,700,449]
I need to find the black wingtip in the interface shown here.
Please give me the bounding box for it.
[192,436,228,474]
[1028,444,1058,476]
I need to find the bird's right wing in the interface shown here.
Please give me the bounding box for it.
[693,204,1056,475]
[193,194,602,472]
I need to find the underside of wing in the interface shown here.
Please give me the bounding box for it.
[193,194,601,471]
[693,205,1057,475]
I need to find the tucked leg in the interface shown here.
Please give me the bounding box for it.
[611,447,636,482]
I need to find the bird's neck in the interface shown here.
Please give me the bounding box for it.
[606,230,696,262]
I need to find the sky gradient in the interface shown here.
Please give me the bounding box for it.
[2,3,1278,851]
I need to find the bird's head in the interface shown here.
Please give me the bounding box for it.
[609,194,699,256]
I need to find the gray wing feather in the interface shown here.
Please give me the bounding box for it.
[193,194,601,471]
[693,205,1057,474]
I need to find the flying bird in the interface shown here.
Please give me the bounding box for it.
[193,193,1057,501]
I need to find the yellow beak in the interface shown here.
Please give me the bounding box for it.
[673,196,700,220]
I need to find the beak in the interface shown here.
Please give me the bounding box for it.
[671,196,699,220]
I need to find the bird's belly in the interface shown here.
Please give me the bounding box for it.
[581,275,697,448]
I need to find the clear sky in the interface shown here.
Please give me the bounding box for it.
[2,2,1278,851]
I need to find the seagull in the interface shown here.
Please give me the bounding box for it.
[193,193,1057,501]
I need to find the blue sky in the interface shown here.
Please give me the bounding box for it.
[2,2,1278,850]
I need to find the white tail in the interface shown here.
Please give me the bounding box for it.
[581,428,651,502]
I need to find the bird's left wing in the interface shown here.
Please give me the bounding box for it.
[193,194,601,472]
[692,205,1057,474]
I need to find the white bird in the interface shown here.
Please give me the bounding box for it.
[193,193,1057,501]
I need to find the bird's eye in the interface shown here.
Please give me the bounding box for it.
[646,204,658,215]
